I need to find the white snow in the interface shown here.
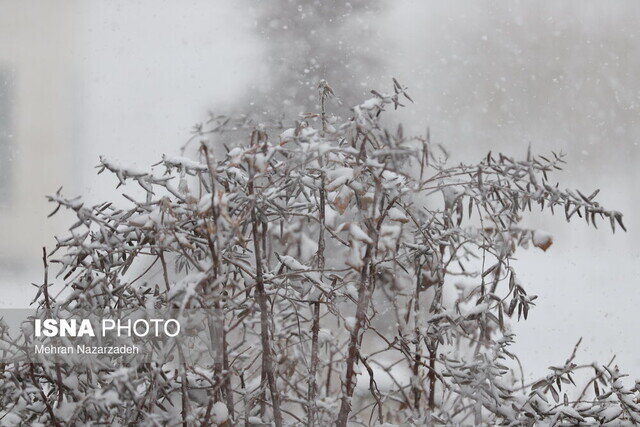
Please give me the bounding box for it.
[349,223,373,244]
[358,97,383,111]
[441,185,464,208]
[211,402,229,424]
[279,255,308,271]
[326,167,355,191]
[387,207,409,223]
[345,316,357,332]
[162,154,207,171]
[532,230,553,251]
[279,127,296,143]
[354,360,411,396]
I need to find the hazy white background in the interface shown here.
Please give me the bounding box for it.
[1,0,638,377]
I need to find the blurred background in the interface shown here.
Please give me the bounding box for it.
[0,0,638,376]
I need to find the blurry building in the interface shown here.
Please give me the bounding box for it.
[0,1,80,274]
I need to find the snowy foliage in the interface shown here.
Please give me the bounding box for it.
[0,80,637,426]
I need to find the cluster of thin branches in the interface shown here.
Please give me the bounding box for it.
[0,80,637,426]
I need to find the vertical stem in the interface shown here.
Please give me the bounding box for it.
[308,133,327,426]
[222,327,234,418]
[41,247,51,311]
[307,301,321,426]
[320,87,327,134]
[336,245,373,427]
[336,176,382,426]
[42,247,64,408]
[325,351,333,395]
[178,348,190,427]
[202,144,235,420]
[249,177,283,427]
[210,314,223,396]
[158,251,170,292]
[428,249,445,412]
[29,363,61,427]
[428,342,438,411]
[412,270,422,413]
[203,396,214,426]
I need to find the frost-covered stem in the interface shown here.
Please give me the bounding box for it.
[222,327,233,420]
[248,176,283,427]
[54,364,63,409]
[316,173,326,270]
[307,169,326,426]
[29,363,60,427]
[158,250,170,291]
[307,300,321,426]
[203,397,215,426]
[202,144,235,420]
[42,247,64,409]
[336,179,383,425]
[428,342,438,411]
[320,88,327,134]
[412,270,422,413]
[208,313,223,399]
[175,343,191,427]
[41,247,51,311]
[326,350,333,395]
[336,244,373,427]
[181,373,189,427]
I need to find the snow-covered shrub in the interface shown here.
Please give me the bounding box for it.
[0,80,637,425]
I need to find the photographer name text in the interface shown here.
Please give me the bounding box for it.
[34,344,140,355]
